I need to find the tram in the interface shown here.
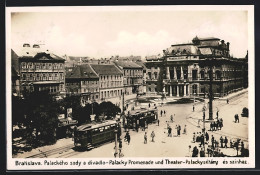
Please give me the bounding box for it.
[125,108,158,130]
[74,120,121,149]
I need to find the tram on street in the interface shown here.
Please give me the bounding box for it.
[125,108,158,130]
[74,120,121,149]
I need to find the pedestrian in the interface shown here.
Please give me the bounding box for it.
[192,146,199,157]
[168,126,172,137]
[144,132,147,144]
[193,132,196,143]
[198,119,200,127]
[220,118,224,127]
[148,103,151,108]
[160,110,163,117]
[170,115,173,122]
[151,131,155,142]
[177,125,181,136]
[241,141,245,152]
[200,134,205,147]
[124,131,130,145]
[227,98,229,104]
[220,136,224,148]
[211,135,215,149]
[205,132,209,143]
[230,139,233,148]
[193,105,195,112]
[119,140,123,156]
[200,148,205,157]
[183,125,187,134]
[237,114,240,123]
[216,110,219,119]
[217,120,220,130]
[157,119,160,126]
[224,137,228,148]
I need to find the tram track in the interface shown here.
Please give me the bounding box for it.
[26,143,74,158]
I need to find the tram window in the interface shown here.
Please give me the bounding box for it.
[99,127,104,132]
[93,128,99,134]
[105,126,111,130]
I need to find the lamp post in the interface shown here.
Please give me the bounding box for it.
[114,129,118,158]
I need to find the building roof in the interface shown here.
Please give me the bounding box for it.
[167,44,199,55]
[199,48,213,55]
[114,60,142,69]
[19,52,65,62]
[90,64,123,75]
[135,60,147,70]
[197,37,220,41]
[66,64,99,79]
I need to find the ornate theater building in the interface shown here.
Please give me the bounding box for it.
[145,37,248,97]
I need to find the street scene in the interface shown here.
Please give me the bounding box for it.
[9,7,251,161]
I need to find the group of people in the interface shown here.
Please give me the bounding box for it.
[209,118,224,131]
[191,146,206,157]
[144,131,156,143]
[160,110,166,117]
[192,131,209,146]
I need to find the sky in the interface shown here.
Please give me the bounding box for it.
[10,7,249,59]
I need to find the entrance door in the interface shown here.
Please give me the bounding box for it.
[179,85,184,97]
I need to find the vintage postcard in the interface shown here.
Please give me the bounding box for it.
[6,5,255,170]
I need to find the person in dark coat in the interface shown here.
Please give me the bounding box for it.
[205,132,209,143]
[192,146,199,157]
[157,119,160,126]
[210,122,213,131]
[211,135,215,149]
[224,137,228,148]
[144,132,147,144]
[200,134,205,147]
[220,136,224,148]
[200,148,205,157]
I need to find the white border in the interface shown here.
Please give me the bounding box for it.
[6,5,255,170]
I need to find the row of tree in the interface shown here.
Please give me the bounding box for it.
[12,91,121,147]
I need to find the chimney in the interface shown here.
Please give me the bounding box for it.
[227,42,230,50]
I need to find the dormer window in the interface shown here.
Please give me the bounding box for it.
[23,43,30,47]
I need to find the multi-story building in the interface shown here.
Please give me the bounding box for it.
[114,60,144,95]
[65,64,99,102]
[15,44,65,95]
[145,37,248,97]
[145,56,164,95]
[90,64,124,100]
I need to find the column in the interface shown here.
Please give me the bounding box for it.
[184,85,186,96]
[181,66,184,79]
[166,67,170,79]
[176,85,179,97]
[174,67,177,80]
[187,84,190,96]
[170,85,172,97]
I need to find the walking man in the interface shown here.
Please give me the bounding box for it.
[151,131,155,142]
[220,136,224,148]
[157,119,160,126]
[224,137,228,148]
[144,132,147,144]
[193,105,195,112]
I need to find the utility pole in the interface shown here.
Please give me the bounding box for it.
[208,62,213,120]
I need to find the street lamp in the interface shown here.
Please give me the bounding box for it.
[114,129,118,158]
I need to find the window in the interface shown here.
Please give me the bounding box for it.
[154,72,158,79]
[192,70,197,80]
[148,72,151,79]
[200,71,205,79]
[21,62,26,69]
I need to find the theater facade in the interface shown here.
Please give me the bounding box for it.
[145,37,248,97]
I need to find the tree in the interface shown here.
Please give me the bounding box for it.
[23,91,59,146]
[98,101,121,120]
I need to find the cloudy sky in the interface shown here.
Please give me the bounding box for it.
[10,6,249,59]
